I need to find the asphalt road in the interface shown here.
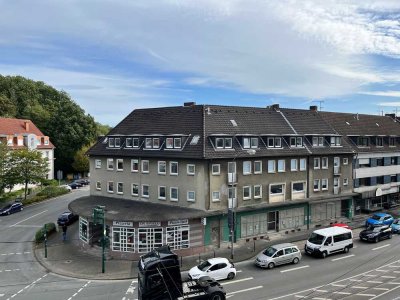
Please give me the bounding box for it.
[1,189,400,300]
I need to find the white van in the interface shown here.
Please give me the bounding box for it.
[305,227,353,258]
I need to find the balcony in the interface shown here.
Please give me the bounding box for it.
[333,166,341,175]
[228,172,237,185]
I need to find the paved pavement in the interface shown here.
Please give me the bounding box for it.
[32,214,387,280]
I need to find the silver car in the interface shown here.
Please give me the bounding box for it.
[255,243,301,269]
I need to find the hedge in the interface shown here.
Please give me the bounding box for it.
[35,222,57,243]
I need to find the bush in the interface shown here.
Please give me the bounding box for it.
[42,179,58,186]
[35,222,57,243]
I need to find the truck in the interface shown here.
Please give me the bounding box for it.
[138,245,226,300]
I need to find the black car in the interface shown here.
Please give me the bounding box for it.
[57,212,78,226]
[75,179,90,186]
[68,182,82,189]
[359,225,392,243]
[0,202,24,216]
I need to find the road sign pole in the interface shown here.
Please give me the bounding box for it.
[102,210,105,273]
[44,223,48,258]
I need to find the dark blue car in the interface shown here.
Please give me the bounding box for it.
[365,213,394,227]
[0,202,24,216]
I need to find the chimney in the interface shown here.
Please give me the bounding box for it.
[270,104,280,111]
[24,121,30,131]
[310,105,318,112]
[385,113,396,119]
[184,101,196,107]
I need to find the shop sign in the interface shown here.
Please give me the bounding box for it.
[168,219,188,226]
[113,221,133,227]
[139,221,161,227]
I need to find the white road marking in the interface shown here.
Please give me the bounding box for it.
[67,281,91,300]
[331,254,354,261]
[387,282,400,284]
[353,286,369,289]
[334,291,351,295]
[357,293,376,297]
[394,270,400,273]
[371,285,400,300]
[7,274,47,300]
[311,297,331,300]
[373,287,389,291]
[381,275,396,279]
[9,210,48,227]
[314,289,328,292]
[388,265,400,268]
[350,279,362,282]
[12,225,42,228]
[331,283,346,287]
[226,286,263,296]
[372,244,390,251]
[367,280,383,284]
[123,279,137,300]
[280,265,310,273]
[222,277,253,285]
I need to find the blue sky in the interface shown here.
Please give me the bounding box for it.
[1,0,400,126]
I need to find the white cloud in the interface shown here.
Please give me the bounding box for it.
[362,91,400,97]
[378,102,400,106]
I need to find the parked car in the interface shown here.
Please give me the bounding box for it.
[359,225,392,242]
[391,218,400,234]
[57,211,79,226]
[0,202,24,216]
[255,243,301,269]
[75,179,90,186]
[68,182,82,189]
[60,184,72,192]
[188,257,236,281]
[365,213,394,227]
[331,223,352,229]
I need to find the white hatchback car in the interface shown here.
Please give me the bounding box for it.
[188,257,236,281]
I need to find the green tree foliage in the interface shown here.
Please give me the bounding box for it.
[0,75,100,174]
[72,144,91,174]
[9,148,49,200]
[0,142,10,195]
[96,122,112,136]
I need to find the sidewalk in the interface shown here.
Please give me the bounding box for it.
[33,216,369,280]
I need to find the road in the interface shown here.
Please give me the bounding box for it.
[1,189,399,300]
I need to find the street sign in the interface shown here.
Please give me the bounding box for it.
[56,170,63,180]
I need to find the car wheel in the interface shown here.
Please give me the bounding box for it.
[268,262,275,269]
[375,237,379,243]
[20,207,23,211]
[227,272,235,280]
[321,251,327,259]
[388,234,392,239]
[292,257,299,264]
[343,247,349,254]
[7,211,10,215]
[210,292,225,300]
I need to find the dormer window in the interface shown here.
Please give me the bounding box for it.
[290,137,303,148]
[330,136,341,146]
[115,138,121,147]
[174,138,181,148]
[108,138,114,148]
[126,138,132,147]
[166,137,182,149]
[312,136,324,147]
[215,137,232,149]
[145,137,160,149]
[358,137,369,147]
[389,137,396,147]
[243,137,258,149]
[132,138,139,148]
[376,137,383,147]
[267,137,282,148]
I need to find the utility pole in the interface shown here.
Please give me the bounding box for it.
[93,205,106,273]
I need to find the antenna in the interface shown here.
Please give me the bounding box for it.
[313,100,324,111]
[393,108,399,117]
[377,109,384,116]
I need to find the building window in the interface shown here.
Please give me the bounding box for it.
[170,162,178,175]
[331,136,341,146]
[321,179,328,190]
[243,137,258,149]
[254,161,262,174]
[158,161,166,174]
[212,164,220,175]
[313,179,320,191]
[391,157,397,165]
[131,184,139,196]
[314,158,320,169]
[299,158,306,171]
[107,159,114,170]
[170,187,178,201]
[358,137,369,147]
[108,138,114,148]
[254,185,262,199]
[79,217,88,243]
[132,138,139,148]
[166,225,189,250]
[142,185,149,197]
[343,178,349,186]
[322,157,328,169]
[291,159,298,171]
[142,160,149,173]
[290,137,303,148]
[115,138,121,147]
[174,138,182,148]
[243,161,252,175]
[215,137,232,149]
[270,184,284,195]
[376,137,383,147]
[313,136,324,147]
[343,158,348,165]
[107,181,114,193]
[212,191,220,202]
[138,228,163,253]
[267,137,282,148]
[112,227,135,252]
[166,137,182,149]
[389,137,396,147]
[145,138,152,148]
[145,138,160,149]
[96,181,101,190]
[126,138,132,148]
[243,186,251,200]
[268,160,276,173]
[116,159,124,171]
[95,159,101,169]
[187,164,195,175]
[158,186,166,200]
[278,160,285,172]
[292,182,305,193]
[153,138,160,148]
[117,182,123,194]
[131,159,139,172]
[187,191,195,202]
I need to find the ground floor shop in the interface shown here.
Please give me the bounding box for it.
[354,191,400,215]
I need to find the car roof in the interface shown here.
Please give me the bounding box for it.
[373,212,391,217]
[313,226,352,235]
[60,212,71,216]
[269,243,298,250]
[207,257,230,264]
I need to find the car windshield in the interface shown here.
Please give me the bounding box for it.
[371,215,382,220]
[263,247,277,257]
[197,260,212,271]
[372,227,382,232]
[308,233,325,245]
[2,204,12,209]
[393,219,400,224]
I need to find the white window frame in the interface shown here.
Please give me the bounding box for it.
[126,138,132,148]
[174,138,182,148]
[166,138,173,149]
[313,179,320,191]
[291,159,298,171]
[170,162,178,175]
[107,181,114,193]
[212,164,220,175]
[142,184,149,198]
[107,158,114,170]
[116,159,124,171]
[115,138,121,147]
[138,228,163,253]
[158,161,166,175]
[343,178,349,186]
[145,138,152,148]
[95,159,102,169]
[131,183,139,196]
[187,164,195,175]
[254,161,262,174]
[166,225,189,250]
[243,186,251,200]
[132,138,139,148]
[314,157,320,169]
[322,157,328,169]
[278,159,285,172]
[117,182,124,194]
[292,181,305,193]
[170,187,179,201]
[96,181,101,190]
[270,183,285,195]
[243,161,252,175]
[79,217,89,243]
[131,159,139,172]
[112,227,135,252]
[158,186,166,200]
[212,191,220,202]
[108,137,114,148]
[321,179,328,190]
[243,137,250,149]
[142,160,149,173]
[299,158,306,171]
[254,185,262,199]
[187,191,195,202]
[343,158,348,165]
[268,160,276,173]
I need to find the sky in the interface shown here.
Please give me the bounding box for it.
[1,0,400,126]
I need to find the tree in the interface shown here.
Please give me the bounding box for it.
[72,144,91,176]
[9,148,49,200]
[0,142,10,195]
